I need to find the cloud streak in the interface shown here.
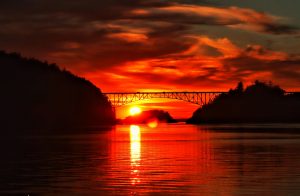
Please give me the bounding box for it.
[0,0,299,91]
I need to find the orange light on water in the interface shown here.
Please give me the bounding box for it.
[130,125,141,142]
[130,125,141,185]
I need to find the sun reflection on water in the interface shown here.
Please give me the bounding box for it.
[130,125,141,185]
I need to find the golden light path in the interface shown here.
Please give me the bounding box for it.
[130,125,141,185]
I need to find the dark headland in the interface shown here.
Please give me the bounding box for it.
[187,81,300,124]
[0,51,115,134]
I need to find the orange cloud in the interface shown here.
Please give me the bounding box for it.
[0,0,299,92]
[131,4,299,34]
[92,36,300,91]
[106,33,149,43]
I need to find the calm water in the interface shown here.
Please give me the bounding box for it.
[1,124,300,195]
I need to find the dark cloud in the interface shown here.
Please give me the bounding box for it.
[0,0,299,90]
[129,10,240,26]
[223,55,300,84]
[260,23,299,35]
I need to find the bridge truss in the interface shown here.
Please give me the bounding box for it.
[103,92,226,107]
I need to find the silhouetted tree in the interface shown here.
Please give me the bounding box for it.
[0,51,115,134]
[245,80,285,97]
[187,81,300,124]
[236,81,244,93]
[229,81,244,95]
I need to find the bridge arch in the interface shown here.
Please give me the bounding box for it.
[103,92,226,107]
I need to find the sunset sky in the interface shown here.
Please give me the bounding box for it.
[1,0,300,118]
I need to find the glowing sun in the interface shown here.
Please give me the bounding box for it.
[129,106,142,116]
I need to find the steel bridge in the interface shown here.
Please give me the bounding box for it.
[103,92,226,107]
[103,91,299,107]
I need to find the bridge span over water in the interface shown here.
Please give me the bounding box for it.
[103,92,226,107]
[103,91,299,107]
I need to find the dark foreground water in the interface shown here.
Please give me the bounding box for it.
[1,124,300,195]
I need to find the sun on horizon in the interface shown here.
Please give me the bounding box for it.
[129,106,142,116]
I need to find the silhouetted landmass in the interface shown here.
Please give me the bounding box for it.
[187,81,300,124]
[121,110,177,124]
[0,51,115,133]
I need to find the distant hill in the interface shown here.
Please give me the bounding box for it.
[0,51,115,133]
[121,110,177,124]
[187,81,300,124]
